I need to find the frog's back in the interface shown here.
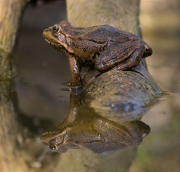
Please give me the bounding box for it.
[103,25,139,42]
[104,25,153,57]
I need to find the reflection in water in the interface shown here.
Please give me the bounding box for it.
[41,93,150,154]
[41,61,162,156]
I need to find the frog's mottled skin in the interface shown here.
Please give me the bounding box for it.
[43,21,152,87]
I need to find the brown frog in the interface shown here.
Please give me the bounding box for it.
[43,21,152,88]
[41,106,150,154]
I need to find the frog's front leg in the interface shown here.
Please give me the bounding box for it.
[95,41,145,71]
[68,57,82,89]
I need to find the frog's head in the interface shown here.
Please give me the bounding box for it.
[41,127,82,153]
[43,21,74,53]
[41,127,67,152]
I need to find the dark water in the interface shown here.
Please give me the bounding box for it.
[12,1,180,172]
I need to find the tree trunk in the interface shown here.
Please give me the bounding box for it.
[0,0,29,171]
[67,0,141,35]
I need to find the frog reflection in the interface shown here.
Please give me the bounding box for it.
[41,94,150,154]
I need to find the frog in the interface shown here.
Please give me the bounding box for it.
[41,113,150,154]
[43,21,152,88]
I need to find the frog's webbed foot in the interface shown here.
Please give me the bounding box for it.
[95,42,145,71]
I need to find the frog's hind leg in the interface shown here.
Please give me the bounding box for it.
[95,42,142,72]
[115,44,145,70]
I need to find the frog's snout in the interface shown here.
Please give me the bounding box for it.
[43,27,52,33]
[43,28,49,32]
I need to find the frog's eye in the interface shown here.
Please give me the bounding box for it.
[49,142,58,151]
[52,25,61,33]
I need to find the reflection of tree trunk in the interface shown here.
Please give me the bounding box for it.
[54,0,141,172]
[0,1,28,171]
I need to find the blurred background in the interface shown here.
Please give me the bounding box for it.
[13,0,180,171]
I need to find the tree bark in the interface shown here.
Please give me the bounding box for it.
[0,0,28,171]
[67,0,141,35]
